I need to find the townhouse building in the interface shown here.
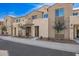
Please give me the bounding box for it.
[4,16,15,36]
[0,21,4,35]
[12,5,48,38]
[1,3,79,41]
[48,3,79,40]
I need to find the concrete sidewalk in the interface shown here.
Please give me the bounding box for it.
[0,50,9,56]
[0,36,79,53]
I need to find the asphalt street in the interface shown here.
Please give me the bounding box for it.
[0,38,75,56]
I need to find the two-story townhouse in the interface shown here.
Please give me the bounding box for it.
[48,3,72,40]
[29,5,48,38]
[4,16,15,36]
[70,8,79,40]
[2,3,79,41]
[0,21,4,35]
[48,3,79,41]
[12,5,48,38]
[12,16,30,37]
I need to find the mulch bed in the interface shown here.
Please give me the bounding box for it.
[4,35,77,44]
[39,38,77,44]
[13,36,77,44]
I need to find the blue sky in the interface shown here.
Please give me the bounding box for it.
[0,3,79,21]
[0,3,43,20]
[73,3,79,8]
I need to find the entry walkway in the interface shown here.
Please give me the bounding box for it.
[0,36,79,53]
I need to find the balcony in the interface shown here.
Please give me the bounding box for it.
[32,18,48,20]
[70,16,79,25]
[19,19,33,29]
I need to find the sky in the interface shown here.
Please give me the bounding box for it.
[0,3,44,20]
[0,3,79,21]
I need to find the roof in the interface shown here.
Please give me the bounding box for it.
[13,5,49,18]
[73,7,79,10]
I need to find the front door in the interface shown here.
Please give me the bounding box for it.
[77,30,79,38]
[14,27,16,36]
[35,26,39,37]
[26,27,31,37]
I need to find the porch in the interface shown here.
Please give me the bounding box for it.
[15,23,39,38]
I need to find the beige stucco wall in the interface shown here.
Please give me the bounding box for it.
[70,16,79,40]
[48,3,73,40]
[4,16,15,35]
[12,5,48,37]
[0,21,3,35]
[38,5,48,13]
[70,16,79,24]
[26,11,43,20]
[13,23,19,36]
[12,16,32,37]
[73,9,79,14]
[33,18,48,38]
[13,18,48,38]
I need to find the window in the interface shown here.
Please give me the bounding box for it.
[18,18,20,22]
[43,13,48,18]
[55,8,64,16]
[73,13,78,16]
[32,15,37,19]
[16,19,18,22]
[16,18,20,22]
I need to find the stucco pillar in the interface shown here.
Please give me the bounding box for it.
[22,29,26,37]
[31,26,35,37]
[70,28,74,40]
[69,24,75,40]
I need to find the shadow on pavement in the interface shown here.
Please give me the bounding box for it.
[0,39,75,56]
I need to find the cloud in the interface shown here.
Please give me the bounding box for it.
[24,3,54,15]
[7,11,17,17]
[0,3,54,20]
[0,18,4,21]
[42,3,55,6]
[21,4,44,16]
[7,15,17,17]
[23,3,53,15]
[4,4,44,18]
[73,7,79,10]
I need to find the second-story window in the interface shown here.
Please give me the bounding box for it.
[32,15,37,19]
[16,18,20,22]
[55,8,64,17]
[43,13,48,18]
[73,13,78,16]
[16,19,18,22]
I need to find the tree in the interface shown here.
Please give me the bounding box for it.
[1,26,7,34]
[54,20,66,33]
